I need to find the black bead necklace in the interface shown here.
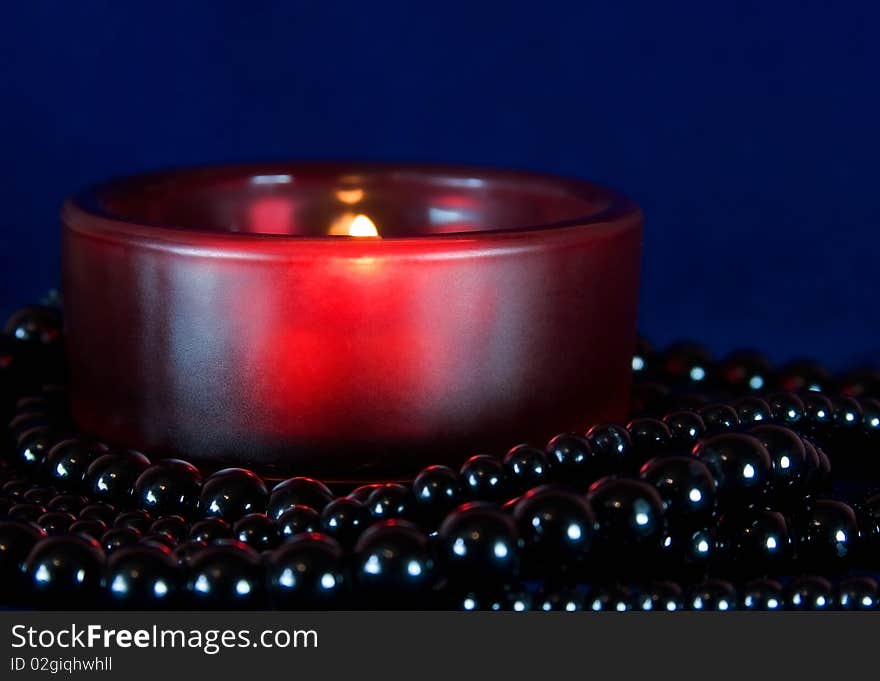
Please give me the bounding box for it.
[1,306,879,610]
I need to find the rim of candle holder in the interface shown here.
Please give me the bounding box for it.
[62,161,642,251]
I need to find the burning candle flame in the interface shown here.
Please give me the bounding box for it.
[329,212,380,237]
[348,214,379,237]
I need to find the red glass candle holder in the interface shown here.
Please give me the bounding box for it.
[61,163,642,479]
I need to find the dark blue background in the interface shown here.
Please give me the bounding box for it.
[1,1,877,368]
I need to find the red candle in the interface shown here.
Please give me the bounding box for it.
[61,164,642,478]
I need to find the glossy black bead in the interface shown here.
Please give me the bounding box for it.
[0,521,46,595]
[365,483,411,521]
[44,438,108,488]
[831,395,863,430]
[149,515,189,544]
[636,581,685,612]
[438,502,520,581]
[801,391,834,430]
[353,520,434,602]
[105,545,180,608]
[68,519,108,540]
[347,484,383,503]
[172,539,208,567]
[266,533,347,609]
[662,411,706,449]
[46,493,88,514]
[639,456,717,528]
[276,505,322,540]
[12,433,51,475]
[78,503,117,525]
[545,433,595,484]
[796,499,860,572]
[1,479,30,499]
[114,510,153,534]
[717,509,791,574]
[692,433,772,503]
[749,424,809,499]
[199,467,267,521]
[777,360,832,394]
[512,485,596,575]
[765,392,806,426]
[100,527,142,553]
[503,588,535,612]
[788,575,834,610]
[14,426,59,471]
[233,513,280,551]
[321,497,369,548]
[267,477,334,520]
[731,396,771,424]
[660,342,713,386]
[697,404,740,434]
[9,410,46,443]
[536,587,583,612]
[626,418,672,461]
[132,459,202,518]
[412,465,461,523]
[185,541,265,609]
[502,444,549,494]
[585,584,634,612]
[717,349,772,393]
[37,511,77,536]
[862,398,880,435]
[459,454,506,500]
[8,503,46,522]
[23,535,104,607]
[838,576,878,611]
[4,305,62,345]
[10,417,51,448]
[23,486,57,506]
[189,517,231,543]
[689,579,737,611]
[84,451,151,506]
[660,527,716,576]
[584,424,634,475]
[587,478,665,569]
[741,578,784,611]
